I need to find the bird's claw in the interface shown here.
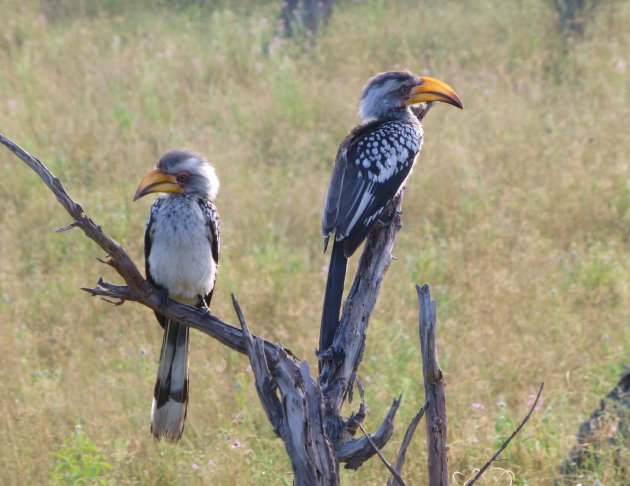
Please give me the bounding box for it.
[196,295,212,314]
[317,345,346,381]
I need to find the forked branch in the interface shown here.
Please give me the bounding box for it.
[1,133,409,483]
[2,132,543,485]
[0,133,281,359]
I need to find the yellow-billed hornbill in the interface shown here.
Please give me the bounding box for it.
[320,70,462,354]
[134,150,220,443]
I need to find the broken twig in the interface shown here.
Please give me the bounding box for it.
[468,382,544,485]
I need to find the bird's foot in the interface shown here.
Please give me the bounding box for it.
[374,218,387,229]
[196,294,212,314]
[198,301,211,314]
[317,345,346,382]
[374,208,403,229]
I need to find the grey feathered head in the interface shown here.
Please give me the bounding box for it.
[358,70,463,122]
[134,149,220,201]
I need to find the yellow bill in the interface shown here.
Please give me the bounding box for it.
[406,76,463,109]
[133,168,182,201]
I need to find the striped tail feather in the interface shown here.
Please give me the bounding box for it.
[151,318,189,443]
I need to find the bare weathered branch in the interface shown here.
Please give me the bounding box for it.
[236,295,338,486]
[100,296,126,306]
[357,422,406,486]
[0,133,148,296]
[468,382,544,485]
[336,396,402,469]
[417,284,449,485]
[2,132,419,483]
[0,133,285,361]
[321,194,405,446]
[345,401,366,438]
[236,294,286,438]
[388,402,428,486]
[55,221,79,233]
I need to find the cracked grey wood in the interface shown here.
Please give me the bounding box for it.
[1,132,410,484]
[417,284,449,485]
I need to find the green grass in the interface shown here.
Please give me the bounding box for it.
[1,0,630,484]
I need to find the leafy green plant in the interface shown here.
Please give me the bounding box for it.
[51,426,111,485]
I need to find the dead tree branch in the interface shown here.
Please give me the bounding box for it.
[417,284,449,485]
[3,120,550,484]
[2,132,409,483]
[468,382,544,486]
[320,193,405,446]
[235,294,338,486]
[357,422,406,486]
[388,402,428,486]
[336,396,401,469]
[0,133,284,360]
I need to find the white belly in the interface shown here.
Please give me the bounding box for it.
[148,198,216,302]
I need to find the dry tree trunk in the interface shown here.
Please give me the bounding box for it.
[417,284,449,485]
[2,128,540,485]
[0,133,411,485]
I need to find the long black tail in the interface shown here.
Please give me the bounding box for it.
[320,239,348,354]
[151,318,189,443]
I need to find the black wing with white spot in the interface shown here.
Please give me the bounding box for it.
[198,198,220,308]
[322,119,422,257]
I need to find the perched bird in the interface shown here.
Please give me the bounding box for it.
[134,150,220,442]
[320,70,462,355]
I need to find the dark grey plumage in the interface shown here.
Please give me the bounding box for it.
[320,70,462,357]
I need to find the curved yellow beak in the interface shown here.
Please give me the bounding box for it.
[405,76,463,109]
[133,168,182,201]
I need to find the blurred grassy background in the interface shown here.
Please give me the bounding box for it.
[1,0,629,484]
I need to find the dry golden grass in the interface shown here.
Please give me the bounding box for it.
[1,0,630,484]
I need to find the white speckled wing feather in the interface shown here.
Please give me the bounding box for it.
[322,118,423,256]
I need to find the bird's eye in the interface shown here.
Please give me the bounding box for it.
[176,172,189,183]
[400,86,410,95]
